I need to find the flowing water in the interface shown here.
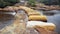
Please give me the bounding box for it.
[0,10,28,34]
[38,10,60,34]
[0,10,60,34]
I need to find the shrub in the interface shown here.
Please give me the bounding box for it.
[28,0,36,7]
[0,0,20,8]
[40,0,59,5]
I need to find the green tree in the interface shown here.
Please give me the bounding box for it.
[28,0,36,7]
[0,0,20,8]
[40,0,59,5]
[58,0,60,5]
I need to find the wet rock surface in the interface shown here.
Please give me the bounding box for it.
[0,9,60,34]
[37,10,60,34]
[47,14,60,34]
[45,10,60,34]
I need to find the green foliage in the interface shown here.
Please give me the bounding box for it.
[40,0,60,5]
[4,0,19,3]
[28,0,36,7]
[0,0,20,8]
[58,0,60,5]
[40,0,47,3]
[40,0,51,5]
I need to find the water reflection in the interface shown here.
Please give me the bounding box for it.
[0,19,14,30]
[38,10,60,34]
[43,10,60,16]
[0,11,16,30]
[44,10,60,34]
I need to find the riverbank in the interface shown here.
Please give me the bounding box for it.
[29,5,60,11]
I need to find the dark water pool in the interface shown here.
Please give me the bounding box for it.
[42,10,60,34]
[37,10,60,34]
[47,14,60,34]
